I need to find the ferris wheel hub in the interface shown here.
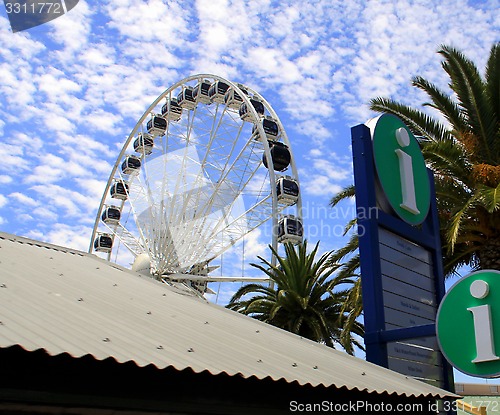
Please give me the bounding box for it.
[131,253,152,275]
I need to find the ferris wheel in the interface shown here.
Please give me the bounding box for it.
[89,74,303,296]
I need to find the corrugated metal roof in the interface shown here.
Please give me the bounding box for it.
[0,231,456,399]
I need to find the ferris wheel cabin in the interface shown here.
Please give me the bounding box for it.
[252,116,279,141]
[121,155,141,175]
[263,141,291,172]
[101,205,121,225]
[208,80,230,104]
[133,133,154,155]
[146,115,167,137]
[110,180,129,200]
[177,87,196,110]
[278,215,303,244]
[161,98,182,122]
[224,85,247,110]
[276,176,299,205]
[239,98,265,121]
[192,79,211,104]
[94,233,113,253]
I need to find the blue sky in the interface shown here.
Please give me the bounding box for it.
[1,0,499,383]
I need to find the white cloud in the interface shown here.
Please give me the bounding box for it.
[312,158,351,181]
[48,0,92,54]
[8,192,39,206]
[32,206,59,220]
[83,109,123,133]
[37,69,82,101]
[301,174,343,197]
[299,150,353,198]
[239,228,268,260]
[29,183,98,217]
[26,223,92,251]
[103,0,190,44]
[16,213,33,222]
[0,142,31,173]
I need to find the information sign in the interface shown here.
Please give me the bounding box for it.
[369,114,431,225]
[437,270,500,378]
[351,114,452,392]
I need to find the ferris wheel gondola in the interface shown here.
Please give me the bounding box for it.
[89,74,303,297]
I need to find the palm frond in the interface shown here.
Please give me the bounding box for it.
[326,233,358,266]
[477,182,500,212]
[485,43,500,157]
[420,140,472,187]
[412,75,467,133]
[439,45,496,163]
[330,185,355,207]
[446,194,479,251]
[370,97,453,142]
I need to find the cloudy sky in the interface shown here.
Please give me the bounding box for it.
[1,0,499,287]
[1,0,499,384]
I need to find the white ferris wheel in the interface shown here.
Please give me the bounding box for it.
[89,74,303,297]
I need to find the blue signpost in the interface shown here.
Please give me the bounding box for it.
[351,115,454,393]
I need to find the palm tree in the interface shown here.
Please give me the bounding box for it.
[331,43,500,276]
[226,241,364,355]
[371,43,500,274]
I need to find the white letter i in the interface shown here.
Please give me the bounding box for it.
[394,128,420,215]
[468,280,500,363]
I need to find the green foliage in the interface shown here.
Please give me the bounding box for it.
[226,241,364,355]
[333,43,500,276]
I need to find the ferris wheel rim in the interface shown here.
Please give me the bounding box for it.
[89,74,302,287]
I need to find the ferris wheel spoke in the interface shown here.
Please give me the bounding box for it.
[109,223,146,256]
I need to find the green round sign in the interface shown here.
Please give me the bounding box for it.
[369,114,430,225]
[437,270,500,378]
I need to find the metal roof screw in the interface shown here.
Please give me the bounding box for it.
[257,359,263,363]
[187,347,194,353]
[0,284,7,288]
[204,321,209,325]
[103,337,111,342]
[292,363,298,367]
[361,372,366,376]
[78,298,84,302]
[59,273,64,276]
[157,345,163,350]
[313,365,318,370]
[255,330,260,333]
[162,294,166,297]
